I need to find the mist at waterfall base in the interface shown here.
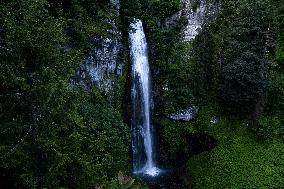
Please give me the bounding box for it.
[129,19,161,177]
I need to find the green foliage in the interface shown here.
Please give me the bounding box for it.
[191,27,218,102]
[158,41,194,113]
[122,0,180,20]
[269,1,284,111]
[35,87,131,188]
[269,72,284,111]
[189,122,284,188]
[151,0,181,19]
[253,0,284,140]
[220,51,268,115]
[185,2,284,188]
[159,118,196,159]
[148,27,194,113]
[273,0,284,67]
[255,112,284,140]
[194,104,218,131]
[212,0,271,116]
[0,0,130,188]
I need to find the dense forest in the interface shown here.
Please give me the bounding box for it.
[0,0,283,188]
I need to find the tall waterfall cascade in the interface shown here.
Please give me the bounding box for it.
[129,19,160,177]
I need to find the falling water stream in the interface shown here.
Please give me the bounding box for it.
[129,19,160,177]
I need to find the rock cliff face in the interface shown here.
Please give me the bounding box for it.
[86,1,122,96]
[85,29,122,96]
[181,0,219,41]
[74,1,124,100]
[166,0,219,41]
[111,0,120,10]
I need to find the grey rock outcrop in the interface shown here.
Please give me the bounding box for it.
[166,0,219,41]
[169,106,198,121]
[74,0,124,98]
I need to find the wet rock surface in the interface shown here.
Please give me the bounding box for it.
[169,106,198,121]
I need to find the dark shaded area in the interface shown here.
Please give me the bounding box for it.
[155,122,217,168]
[151,122,217,188]
[186,133,217,156]
[0,168,28,189]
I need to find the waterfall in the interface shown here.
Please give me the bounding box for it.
[129,19,160,177]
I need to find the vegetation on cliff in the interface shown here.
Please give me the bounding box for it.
[157,0,284,188]
[0,0,130,188]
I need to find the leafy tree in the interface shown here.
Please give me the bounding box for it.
[0,0,130,188]
[254,0,284,140]
[191,25,218,103]
[209,0,272,117]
